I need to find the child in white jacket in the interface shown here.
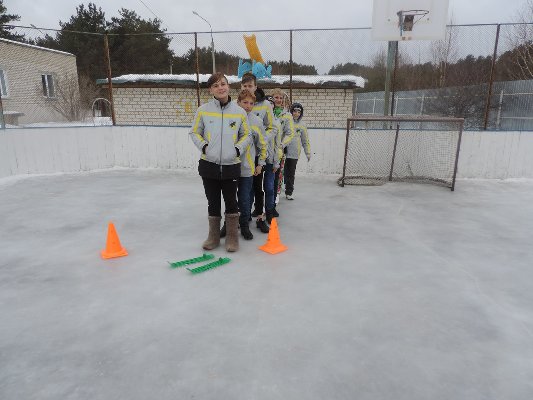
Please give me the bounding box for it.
[189,73,251,252]
[284,102,311,200]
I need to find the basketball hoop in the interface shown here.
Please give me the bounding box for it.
[397,10,429,37]
[372,0,448,41]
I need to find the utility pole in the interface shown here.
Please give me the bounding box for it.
[193,11,216,73]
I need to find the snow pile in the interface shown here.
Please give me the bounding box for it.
[97,73,365,88]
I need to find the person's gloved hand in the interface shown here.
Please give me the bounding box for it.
[202,144,208,154]
[283,147,287,154]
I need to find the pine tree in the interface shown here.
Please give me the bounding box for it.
[34,3,107,81]
[34,3,177,80]
[0,0,25,41]
[107,9,174,76]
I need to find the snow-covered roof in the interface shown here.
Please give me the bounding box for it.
[0,38,75,57]
[96,73,365,88]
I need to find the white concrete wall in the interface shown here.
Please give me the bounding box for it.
[1,126,533,180]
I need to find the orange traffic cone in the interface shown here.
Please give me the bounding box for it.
[259,218,288,254]
[101,222,128,259]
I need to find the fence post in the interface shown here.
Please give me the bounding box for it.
[195,32,201,107]
[0,92,5,129]
[483,24,501,130]
[103,33,116,126]
[289,30,293,104]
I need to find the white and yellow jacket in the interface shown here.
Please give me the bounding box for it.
[241,113,267,178]
[267,118,283,169]
[252,99,275,139]
[286,119,311,160]
[189,97,251,166]
[278,110,295,150]
[275,110,295,166]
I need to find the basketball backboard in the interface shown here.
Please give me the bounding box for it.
[372,0,449,41]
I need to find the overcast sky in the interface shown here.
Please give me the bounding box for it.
[5,0,529,33]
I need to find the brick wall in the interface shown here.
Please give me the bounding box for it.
[113,87,210,126]
[0,40,78,125]
[290,88,354,128]
[112,86,354,128]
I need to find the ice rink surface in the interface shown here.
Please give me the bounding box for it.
[1,169,532,400]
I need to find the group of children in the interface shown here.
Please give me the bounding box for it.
[189,72,311,252]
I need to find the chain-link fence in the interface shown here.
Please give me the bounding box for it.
[1,23,532,129]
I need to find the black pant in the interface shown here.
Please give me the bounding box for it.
[252,170,264,213]
[274,167,280,201]
[202,177,239,217]
[284,158,298,196]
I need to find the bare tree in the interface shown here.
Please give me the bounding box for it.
[364,48,387,91]
[431,19,458,87]
[40,72,100,122]
[425,84,491,129]
[504,0,533,79]
[78,74,102,117]
[424,16,497,128]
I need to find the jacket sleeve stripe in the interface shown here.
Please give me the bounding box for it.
[235,115,250,146]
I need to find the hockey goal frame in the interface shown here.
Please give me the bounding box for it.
[339,115,464,191]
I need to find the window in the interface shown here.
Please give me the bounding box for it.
[41,74,55,98]
[0,69,7,97]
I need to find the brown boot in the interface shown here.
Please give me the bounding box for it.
[202,216,221,250]
[225,213,239,252]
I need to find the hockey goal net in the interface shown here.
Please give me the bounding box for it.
[339,116,464,191]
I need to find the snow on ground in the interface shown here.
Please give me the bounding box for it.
[6,117,113,128]
[1,169,532,400]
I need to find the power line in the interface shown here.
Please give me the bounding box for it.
[136,0,174,32]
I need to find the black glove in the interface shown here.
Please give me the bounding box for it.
[202,144,208,154]
[235,147,240,157]
[283,146,287,154]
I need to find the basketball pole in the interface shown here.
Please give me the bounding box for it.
[383,40,398,116]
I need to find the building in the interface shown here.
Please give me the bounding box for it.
[96,74,364,128]
[0,38,79,126]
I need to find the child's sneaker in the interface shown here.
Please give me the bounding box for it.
[286,194,294,200]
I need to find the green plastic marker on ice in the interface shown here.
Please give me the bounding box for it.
[187,257,231,274]
[168,253,215,268]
